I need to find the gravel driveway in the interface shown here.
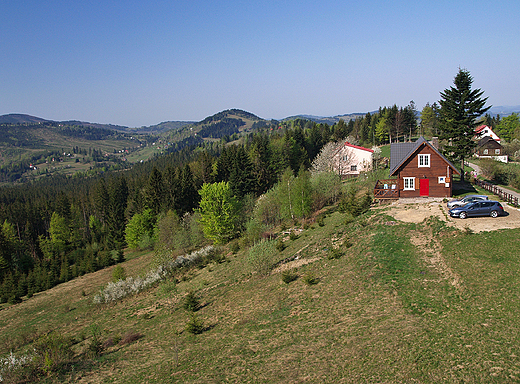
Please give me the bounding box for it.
[384,199,520,233]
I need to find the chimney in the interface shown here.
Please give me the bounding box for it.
[431,137,439,150]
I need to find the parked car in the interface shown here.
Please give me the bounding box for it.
[447,194,489,209]
[449,200,504,219]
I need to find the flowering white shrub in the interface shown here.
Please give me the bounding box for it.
[93,246,214,304]
[0,352,33,382]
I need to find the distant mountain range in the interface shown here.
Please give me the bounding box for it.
[1,105,519,134]
[0,110,377,133]
[487,105,520,117]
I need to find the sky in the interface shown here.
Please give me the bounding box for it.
[1,0,519,127]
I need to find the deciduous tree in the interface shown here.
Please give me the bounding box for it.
[197,182,240,244]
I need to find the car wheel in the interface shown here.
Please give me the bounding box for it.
[490,210,498,218]
[459,211,467,219]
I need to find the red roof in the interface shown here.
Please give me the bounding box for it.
[343,142,374,153]
[475,125,488,133]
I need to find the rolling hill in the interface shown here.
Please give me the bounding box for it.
[1,200,519,382]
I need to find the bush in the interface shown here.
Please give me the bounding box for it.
[86,324,104,358]
[275,239,286,252]
[244,217,265,245]
[119,330,143,345]
[186,314,205,335]
[339,186,372,217]
[248,240,277,276]
[32,332,75,373]
[183,291,201,312]
[112,265,126,282]
[303,272,319,286]
[0,352,37,383]
[281,269,298,284]
[229,241,240,254]
[157,280,177,297]
[94,246,214,304]
[327,248,343,260]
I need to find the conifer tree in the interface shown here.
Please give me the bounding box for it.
[439,69,490,180]
[229,146,255,198]
[179,164,198,215]
[145,167,165,216]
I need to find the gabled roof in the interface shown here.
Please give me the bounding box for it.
[343,142,374,153]
[475,124,501,142]
[332,141,374,157]
[477,136,502,147]
[389,136,460,176]
[475,124,488,134]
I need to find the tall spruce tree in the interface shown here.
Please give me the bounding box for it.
[439,69,490,181]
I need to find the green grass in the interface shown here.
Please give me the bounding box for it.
[1,210,520,383]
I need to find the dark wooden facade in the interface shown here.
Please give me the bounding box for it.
[394,143,458,198]
[375,137,460,199]
[476,137,502,156]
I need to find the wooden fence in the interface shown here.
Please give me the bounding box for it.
[474,179,520,207]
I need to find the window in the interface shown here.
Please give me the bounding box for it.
[350,165,357,171]
[495,149,501,154]
[438,176,446,183]
[483,149,488,155]
[418,154,430,167]
[403,177,415,190]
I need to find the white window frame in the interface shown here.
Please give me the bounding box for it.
[350,164,357,171]
[438,176,446,184]
[483,149,489,155]
[403,177,415,190]
[495,149,500,154]
[418,154,430,168]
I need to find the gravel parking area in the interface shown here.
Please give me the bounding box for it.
[383,199,520,233]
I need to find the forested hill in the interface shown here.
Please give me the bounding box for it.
[0,114,130,132]
[160,109,273,149]
[0,114,49,124]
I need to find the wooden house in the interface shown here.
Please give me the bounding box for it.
[374,137,460,199]
[475,136,508,163]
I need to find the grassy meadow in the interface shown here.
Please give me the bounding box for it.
[1,205,520,383]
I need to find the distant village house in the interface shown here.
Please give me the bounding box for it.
[332,142,374,178]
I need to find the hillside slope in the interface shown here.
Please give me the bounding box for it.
[1,204,519,383]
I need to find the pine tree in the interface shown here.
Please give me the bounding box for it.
[439,69,490,181]
[229,146,255,198]
[145,167,165,216]
[178,164,198,215]
[106,176,128,250]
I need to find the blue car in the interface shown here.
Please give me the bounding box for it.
[449,200,504,219]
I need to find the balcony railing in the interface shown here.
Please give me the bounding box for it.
[374,179,399,199]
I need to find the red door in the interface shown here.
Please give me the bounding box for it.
[420,178,429,196]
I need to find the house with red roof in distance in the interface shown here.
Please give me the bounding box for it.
[475,125,501,143]
[332,142,374,178]
[475,136,508,163]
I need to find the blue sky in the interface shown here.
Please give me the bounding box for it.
[1,0,519,127]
